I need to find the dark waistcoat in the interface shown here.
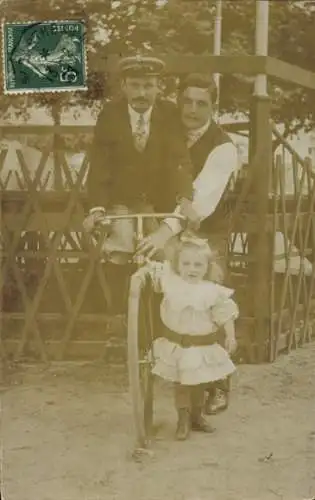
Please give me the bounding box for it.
[189,122,233,234]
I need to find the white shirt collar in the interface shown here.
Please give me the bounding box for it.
[186,119,211,147]
[128,104,153,124]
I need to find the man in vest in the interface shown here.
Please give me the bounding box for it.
[177,73,239,415]
[84,55,194,314]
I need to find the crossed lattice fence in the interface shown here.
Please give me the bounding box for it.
[227,125,315,361]
[0,125,314,363]
[269,127,315,360]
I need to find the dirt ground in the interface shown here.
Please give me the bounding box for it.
[1,343,315,500]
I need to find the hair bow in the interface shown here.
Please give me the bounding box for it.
[180,234,209,248]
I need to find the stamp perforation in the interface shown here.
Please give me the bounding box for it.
[1,19,88,95]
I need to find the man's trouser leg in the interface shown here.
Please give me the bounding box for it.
[102,203,159,315]
[203,231,231,412]
[104,261,135,315]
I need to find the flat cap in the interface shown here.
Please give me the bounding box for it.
[118,55,165,77]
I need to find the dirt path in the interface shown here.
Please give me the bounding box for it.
[1,344,315,500]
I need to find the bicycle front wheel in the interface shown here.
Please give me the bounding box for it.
[127,273,155,448]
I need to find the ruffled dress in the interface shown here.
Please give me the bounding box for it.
[149,263,238,386]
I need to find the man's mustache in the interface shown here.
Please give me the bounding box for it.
[133,98,149,103]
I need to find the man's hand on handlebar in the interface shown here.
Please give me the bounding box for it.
[136,223,174,259]
[83,209,110,234]
[178,199,201,231]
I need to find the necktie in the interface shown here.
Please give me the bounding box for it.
[134,114,147,152]
[187,129,203,148]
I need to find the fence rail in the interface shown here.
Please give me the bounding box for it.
[1,125,314,363]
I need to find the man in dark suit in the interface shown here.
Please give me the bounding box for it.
[84,55,194,313]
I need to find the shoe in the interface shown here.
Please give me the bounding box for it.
[204,389,229,416]
[191,408,215,433]
[175,408,191,441]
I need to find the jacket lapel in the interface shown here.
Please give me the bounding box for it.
[144,102,163,159]
[115,98,135,152]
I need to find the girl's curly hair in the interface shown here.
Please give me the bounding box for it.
[168,232,224,284]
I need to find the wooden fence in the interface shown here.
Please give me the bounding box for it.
[269,126,315,360]
[0,125,314,363]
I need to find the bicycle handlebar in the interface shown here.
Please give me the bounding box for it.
[91,212,186,265]
[96,213,185,222]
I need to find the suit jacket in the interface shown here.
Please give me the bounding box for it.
[87,98,193,212]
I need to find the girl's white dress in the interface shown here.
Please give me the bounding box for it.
[148,262,238,386]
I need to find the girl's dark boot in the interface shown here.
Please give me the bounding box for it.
[191,386,215,433]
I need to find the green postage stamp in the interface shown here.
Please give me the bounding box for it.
[2,20,87,94]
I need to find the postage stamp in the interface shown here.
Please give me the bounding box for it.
[2,20,87,94]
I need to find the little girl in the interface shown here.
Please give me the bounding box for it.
[145,235,238,441]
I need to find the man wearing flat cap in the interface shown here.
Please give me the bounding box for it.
[85,54,194,314]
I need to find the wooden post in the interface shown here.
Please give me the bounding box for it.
[248,0,272,362]
[253,1,269,97]
[249,97,273,362]
[213,0,222,120]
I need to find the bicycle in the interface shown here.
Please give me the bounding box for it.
[91,212,186,448]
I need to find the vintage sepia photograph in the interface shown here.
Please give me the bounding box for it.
[0,0,315,499]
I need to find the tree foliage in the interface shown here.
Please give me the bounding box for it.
[0,0,314,135]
